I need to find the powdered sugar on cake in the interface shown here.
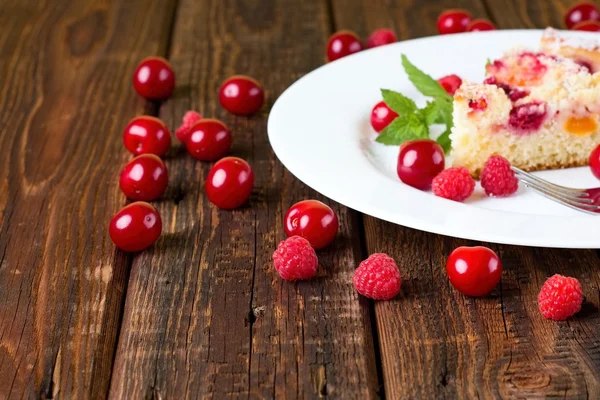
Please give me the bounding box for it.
[543,27,600,52]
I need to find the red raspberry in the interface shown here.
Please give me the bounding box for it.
[432,167,475,202]
[353,253,402,300]
[481,155,519,197]
[538,274,583,321]
[367,29,397,48]
[509,101,548,132]
[175,110,202,142]
[437,74,462,95]
[272,236,318,281]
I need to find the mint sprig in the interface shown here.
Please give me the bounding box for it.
[376,54,455,152]
[401,55,452,101]
[376,113,428,144]
[381,89,417,115]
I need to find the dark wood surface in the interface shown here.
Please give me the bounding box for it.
[0,0,599,398]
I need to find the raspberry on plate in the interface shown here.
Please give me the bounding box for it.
[272,236,318,281]
[432,167,475,202]
[175,110,202,143]
[353,253,401,300]
[538,274,583,321]
[480,155,519,197]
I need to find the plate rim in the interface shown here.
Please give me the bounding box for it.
[267,29,600,249]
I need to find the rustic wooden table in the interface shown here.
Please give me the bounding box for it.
[1,0,600,398]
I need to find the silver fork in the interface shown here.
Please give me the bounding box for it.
[511,167,600,215]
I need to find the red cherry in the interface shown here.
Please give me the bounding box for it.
[437,9,472,35]
[219,75,265,116]
[467,19,496,31]
[119,154,168,201]
[397,139,445,190]
[565,2,600,29]
[326,30,363,62]
[437,74,463,95]
[185,119,232,161]
[446,246,502,297]
[589,144,600,180]
[123,116,172,156]
[371,101,399,133]
[206,157,254,209]
[284,200,339,249]
[572,20,600,31]
[367,29,397,48]
[109,202,162,252]
[132,57,175,101]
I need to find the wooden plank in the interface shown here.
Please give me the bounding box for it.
[109,0,380,398]
[483,0,599,29]
[0,0,176,398]
[482,1,600,397]
[331,0,600,398]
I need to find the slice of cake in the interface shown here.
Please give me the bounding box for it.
[450,32,600,177]
[540,27,600,73]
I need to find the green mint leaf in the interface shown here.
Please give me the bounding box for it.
[419,101,444,125]
[381,89,417,115]
[401,54,451,100]
[375,113,429,145]
[436,128,452,153]
[486,58,491,68]
[436,96,453,127]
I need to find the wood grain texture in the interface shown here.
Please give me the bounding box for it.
[332,0,600,398]
[0,0,176,398]
[483,0,600,29]
[109,0,380,398]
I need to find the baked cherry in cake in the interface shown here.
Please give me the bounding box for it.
[123,116,171,157]
[327,31,363,62]
[132,57,175,100]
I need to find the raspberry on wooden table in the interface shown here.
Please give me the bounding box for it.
[538,274,583,321]
[432,167,475,202]
[175,110,202,142]
[353,253,401,300]
[480,155,519,197]
[272,236,318,281]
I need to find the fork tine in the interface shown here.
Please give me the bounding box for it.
[521,181,600,214]
[514,172,595,204]
[511,167,589,197]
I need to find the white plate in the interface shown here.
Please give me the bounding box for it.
[268,30,600,248]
